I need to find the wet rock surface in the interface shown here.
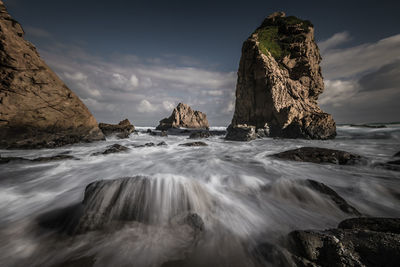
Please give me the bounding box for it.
[287,217,400,267]
[271,147,362,165]
[0,1,104,149]
[98,119,135,139]
[156,103,209,131]
[179,142,208,147]
[227,12,336,140]
[256,217,400,267]
[91,144,130,156]
[225,124,256,141]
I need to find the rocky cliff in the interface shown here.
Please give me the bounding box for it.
[227,12,336,140]
[156,103,209,130]
[0,1,104,148]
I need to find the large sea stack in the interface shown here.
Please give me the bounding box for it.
[0,1,104,148]
[226,12,336,140]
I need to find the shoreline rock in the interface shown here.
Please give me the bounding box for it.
[98,119,135,139]
[226,12,336,141]
[156,103,209,131]
[0,1,104,149]
[271,147,362,165]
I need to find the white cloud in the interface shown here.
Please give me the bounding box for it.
[63,72,87,81]
[130,74,139,87]
[320,33,400,79]
[162,100,175,112]
[137,99,158,113]
[318,31,351,53]
[319,79,359,106]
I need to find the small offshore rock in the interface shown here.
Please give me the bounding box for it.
[272,147,362,165]
[179,142,208,147]
[156,103,209,131]
[225,124,256,141]
[157,141,167,146]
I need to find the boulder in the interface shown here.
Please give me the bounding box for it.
[156,103,209,131]
[38,176,206,236]
[227,12,336,140]
[271,147,362,165]
[179,142,208,147]
[0,1,104,148]
[225,124,256,141]
[286,217,400,267]
[98,119,135,139]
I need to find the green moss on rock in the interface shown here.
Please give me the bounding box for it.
[255,15,313,61]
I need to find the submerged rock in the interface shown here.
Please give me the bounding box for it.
[98,119,135,139]
[0,154,77,164]
[156,103,209,131]
[0,1,104,149]
[271,147,362,165]
[286,217,400,267]
[263,179,361,216]
[225,124,256,141]
[189,131,211,139]
[227,12,336,140]
[179,142,208,147]
[38,176,207,235]
[91,144,130,156]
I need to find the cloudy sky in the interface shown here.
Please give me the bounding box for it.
[5,0,400,125]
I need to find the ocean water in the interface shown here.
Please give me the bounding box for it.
[0,125,399,267]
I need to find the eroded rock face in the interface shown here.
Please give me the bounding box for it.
[271,147,362,165]
[227,12,336,140]
[156,103,209,131]
[0,1,104,148]
[98,119,135,139]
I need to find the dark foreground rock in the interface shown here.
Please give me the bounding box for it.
[91,144,130,156]
[272,147,362,165]
[179,142,208,147]
[156,103,209,131]
[227,12,336,140]
[256,217,400,267]
[287,217,400,267]
[0,154,77,164]
[394,151,400,157]
[0,1,104,149]
[225,124,256,141]
[98,119,135,139]
[38,176,205,236]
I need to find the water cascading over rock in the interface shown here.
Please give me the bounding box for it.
[226,12,336,141]
[0,1,104,148]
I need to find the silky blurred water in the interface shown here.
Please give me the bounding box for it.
[0,125,399,267]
